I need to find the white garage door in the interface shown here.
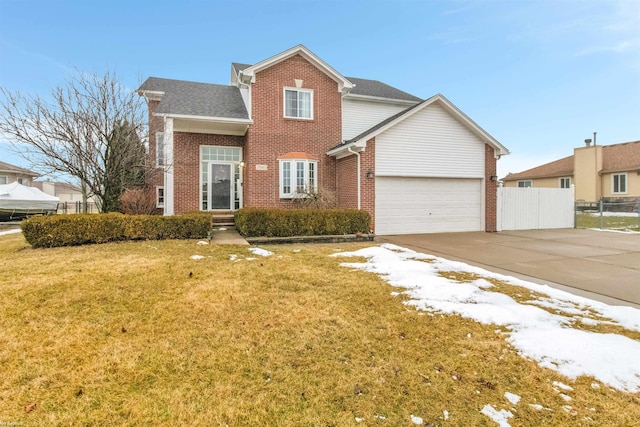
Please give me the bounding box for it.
[376,177,483,235]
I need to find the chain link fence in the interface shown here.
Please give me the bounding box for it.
[575,200,640,231]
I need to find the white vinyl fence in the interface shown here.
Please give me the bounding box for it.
[497,186,574,231]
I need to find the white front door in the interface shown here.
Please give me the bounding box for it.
[210,163,233,210]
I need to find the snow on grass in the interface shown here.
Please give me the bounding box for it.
[333,244,640,393]
[504,392,520,405]
[587,212,639,217]
[553,381,573,391]
[481,404,513,427]
[197,240,209,245]
[409,414,423,425]
[248,247,273,257]
[0,229,21,237]
[190,255,204,260]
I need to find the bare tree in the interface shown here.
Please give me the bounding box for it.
[0,70,148,212]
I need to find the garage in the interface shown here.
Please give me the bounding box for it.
[375,177,483,235]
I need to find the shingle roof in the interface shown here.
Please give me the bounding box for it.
[345,77,422,102]
[0,161,38,176]
[137,77,249,120]
[502,140,640,181]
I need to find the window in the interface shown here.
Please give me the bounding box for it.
[156,132,165,166]
[279,159,318,198]
[517,180,532,188]
[17,177,27,185]
[612,173,627,194]
[284,88,313,119]
[560,177,571,188]
[0,176,7,185]
[156,186,165,208]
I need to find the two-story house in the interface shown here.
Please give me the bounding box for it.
[503,140,640,202]
[137,45,509,235]
[0,161,38,186]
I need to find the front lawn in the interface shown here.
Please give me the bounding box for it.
[1,233,638,426]
[576,211,640,231]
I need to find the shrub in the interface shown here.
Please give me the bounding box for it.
[119,187,158,215]
[235,208,371,237]
[22,212,212,248]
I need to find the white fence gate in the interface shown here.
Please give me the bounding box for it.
[497,186,575,231]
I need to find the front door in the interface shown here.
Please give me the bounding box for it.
[210,163,233,210]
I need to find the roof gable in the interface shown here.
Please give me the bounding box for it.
[238,45,354,93]
[344,77,421,103]
[328,93,508,156]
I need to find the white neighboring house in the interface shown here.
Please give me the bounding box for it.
[0,161,39,186]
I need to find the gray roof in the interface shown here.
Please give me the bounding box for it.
[137,77,249,120]
[345,77,422,102]
[231,61,420,102]
[0,161,38,176]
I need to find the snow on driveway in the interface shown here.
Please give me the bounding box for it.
[0,228,21,237]
[333,244,640,394]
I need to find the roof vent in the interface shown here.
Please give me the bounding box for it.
[584,138,592,147]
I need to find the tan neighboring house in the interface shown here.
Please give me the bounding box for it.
[32,181,83,203]
[0,161,39,186]
[503,140,640,201]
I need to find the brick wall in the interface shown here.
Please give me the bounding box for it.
[244,54,342,208]
[485,144,498,232]
[172,132,244,214]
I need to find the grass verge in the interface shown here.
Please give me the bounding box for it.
[576,212,640,231]
[1,233,638,425]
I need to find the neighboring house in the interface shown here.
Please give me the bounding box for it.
[137,45,509,235]
[32,181,82,203]
[503,140,640,202]
[0,161,38,186]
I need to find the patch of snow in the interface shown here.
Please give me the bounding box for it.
[246,257,256,261]
[0,228,21,237]
[559,393,572,401]
[229,254,238,261]
[553,381,573,391]
[528,404,542,411]
[332,245,640,393]
[410,414,423,425]
[562,405,573,413]
[591,382,600,389]
[249,247,273,257]
[197,240,209,245]
[443,409,449,420]
[355,417,364,423]
[292,249,301,253]
[218,227,227,231]
[504,392,521,405]
[587,212,639,217]
[190,255,204,260]
[467,333,472,338]
[375,415,386,420]
[481,404,513,427]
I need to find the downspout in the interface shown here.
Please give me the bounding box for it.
[347,146,361,210]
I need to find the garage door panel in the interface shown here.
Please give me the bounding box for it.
[375,177,482,235]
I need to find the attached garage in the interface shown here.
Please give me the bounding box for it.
[375,177,483,235]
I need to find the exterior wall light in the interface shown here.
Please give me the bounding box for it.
[490,175,499,181]
[366,169,374,179]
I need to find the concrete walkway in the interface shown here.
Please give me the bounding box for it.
[378,229,640,308]
[211,227,249,245]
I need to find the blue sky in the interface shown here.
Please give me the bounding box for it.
[1,0,638,178]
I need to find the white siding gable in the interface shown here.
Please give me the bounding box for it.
[375,103,486,178]
[342,98,409,141]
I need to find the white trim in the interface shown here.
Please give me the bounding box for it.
[240,44,354,93]
[343,93,420,106]
[156,186,164,208]
[611,172,628,194]
[153,112,252,124]
[283,87,314,120]
[163,118,174,216]
[279,159,318,198]
[199,146,243,211]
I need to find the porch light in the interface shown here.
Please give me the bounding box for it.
[366,169,374,179]
[239,161,245,168]
[490,175,499,181]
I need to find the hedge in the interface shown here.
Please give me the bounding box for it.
[21,212,212,248]
[234,208,371,237]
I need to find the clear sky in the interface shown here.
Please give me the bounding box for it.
[1,0,638,178]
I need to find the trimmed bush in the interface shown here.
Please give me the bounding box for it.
[234,208,371,237]
[22,212,212,248]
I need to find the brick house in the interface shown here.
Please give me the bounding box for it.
[503,140,640,203]
[137,45,509,235]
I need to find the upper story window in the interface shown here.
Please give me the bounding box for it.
[612,173,627,194]
[517,180,532,188]
[284,88,313,119]
[560,177,571,188]
[156,132,165,166]
[279,159,317,198]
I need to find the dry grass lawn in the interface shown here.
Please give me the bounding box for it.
[576,212,640,231]
[1,232,639,426]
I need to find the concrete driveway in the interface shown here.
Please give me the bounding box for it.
[377,229,640,308]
